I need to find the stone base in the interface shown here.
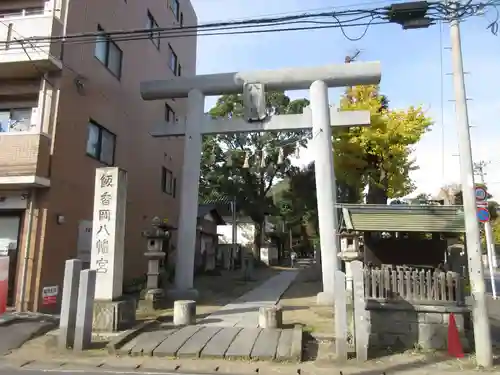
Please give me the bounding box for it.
[316,291,335,306]
[166,288,199,301]
[138,289,165,310]
[93,298,136,332]
[366,300,471,352]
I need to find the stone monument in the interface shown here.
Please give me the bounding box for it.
[90,167,136,331]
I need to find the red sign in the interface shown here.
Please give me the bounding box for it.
[42,286,58,306]
[0,257,9,315]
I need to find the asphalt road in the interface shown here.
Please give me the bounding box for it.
[0,369,197,375]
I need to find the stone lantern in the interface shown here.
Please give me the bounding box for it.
[338,230,363,347]
[338,231,363,292]
[140,216,175,310]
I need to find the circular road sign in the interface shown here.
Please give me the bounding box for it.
[477,207,490,222]
[475,186,488,201]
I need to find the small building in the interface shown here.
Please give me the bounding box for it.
[195,205,225,272]
[340,203,465,267]
[338,204,470,352]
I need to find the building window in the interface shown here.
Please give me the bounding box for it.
[147,11,160,49]
[165,103,175,123]
[94,25,123,78]
[86,120,116,165]
[170,0,180,20]
[161,167,174,194]
[0,108,33,132]
[168,45,177,74]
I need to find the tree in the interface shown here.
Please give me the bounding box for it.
[200,92,310,257]
[274,163,318,239]
[334,85,433,204]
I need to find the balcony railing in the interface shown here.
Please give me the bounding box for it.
[0,10,63,70]
[0,131,51,180]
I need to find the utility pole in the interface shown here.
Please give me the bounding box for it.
[450,3,493,367]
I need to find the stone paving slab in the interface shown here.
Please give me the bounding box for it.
[177,327,222,358]
[225,327,261,360]
[250,328,281,360]
[120,325,302,362]
[153,325,202,357]
[200,327,241,359]
[200,270,299,327]
[130,329,178,356]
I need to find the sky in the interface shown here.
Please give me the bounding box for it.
[190,0,500,199]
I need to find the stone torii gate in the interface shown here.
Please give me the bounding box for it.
[140,62,381,304]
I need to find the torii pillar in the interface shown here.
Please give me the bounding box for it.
[141,62,381,304]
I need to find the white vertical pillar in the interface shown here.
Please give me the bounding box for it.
[172,89,204,297]
[485,222,497,298]
[450,4,492,365]
[90,167,127,300]
[310,80,339,305]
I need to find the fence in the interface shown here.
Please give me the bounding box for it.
[363,265,463,303]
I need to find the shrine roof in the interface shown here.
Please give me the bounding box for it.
[338,204,466,233]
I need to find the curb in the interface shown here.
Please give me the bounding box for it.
[0,315,20,327]
[107,320,157,355]
[290,324,303,362]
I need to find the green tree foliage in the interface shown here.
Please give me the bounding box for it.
[200,92,310,256]
[275,162,318,235]
[335,85,433,203]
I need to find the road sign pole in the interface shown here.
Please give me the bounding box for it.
[485,223,497,299]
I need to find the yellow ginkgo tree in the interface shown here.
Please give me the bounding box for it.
[334,85,433,204]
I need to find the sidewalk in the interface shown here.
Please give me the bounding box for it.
[199,269,299,327]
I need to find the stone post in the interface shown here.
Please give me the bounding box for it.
[90,167,136,332]
[338,231,363,349]
[258,306,283,328]
[173,300,196,325]
[241,247,254,281]
[74,269,96,351]
[351,260,369,361]
[334,270,348,361]
[58,259,82,349]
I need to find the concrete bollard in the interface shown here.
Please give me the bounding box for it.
[258,305,283,328]
[58,259,82,350]
[173,300,196,326]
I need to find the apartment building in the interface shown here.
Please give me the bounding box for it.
[0,0,197,312]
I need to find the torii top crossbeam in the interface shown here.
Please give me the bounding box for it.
[140,62,381,100]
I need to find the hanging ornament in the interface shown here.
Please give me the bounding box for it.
[260,150,267,168]
[277,148,284,164]
[294,142,301,158]
[226,151,232,167]
[243,151,250,168]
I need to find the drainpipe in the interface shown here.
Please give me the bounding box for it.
[19,190,35,312]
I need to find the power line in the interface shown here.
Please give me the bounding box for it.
[3,0,496,48]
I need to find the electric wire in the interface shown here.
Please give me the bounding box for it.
[2,0,497,48]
